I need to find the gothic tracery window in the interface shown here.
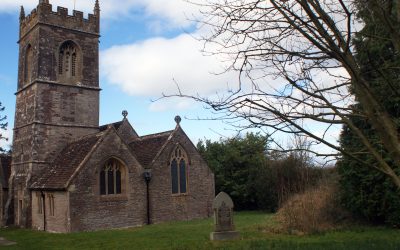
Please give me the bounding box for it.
[58,41,80,82]
[100,159,124,195]
[171,146,188,194]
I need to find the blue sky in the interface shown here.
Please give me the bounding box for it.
[0,0,240,149]
[0,0,342,160]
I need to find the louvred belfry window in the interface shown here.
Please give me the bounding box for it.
[100,159,123,195]
[58,41,80,82]
[170,146,188,194]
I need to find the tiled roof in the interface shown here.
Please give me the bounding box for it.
[129,130,173,167]
[99,121,123,132]
[0,154,11,188]
[31,132,104,190]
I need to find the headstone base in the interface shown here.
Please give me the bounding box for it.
[210,231,240,241]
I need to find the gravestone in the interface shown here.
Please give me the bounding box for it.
[210,192,240,241]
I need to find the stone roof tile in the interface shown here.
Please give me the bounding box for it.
[99,121,123,132]
[31,132,104,190]
[129,130,173,167]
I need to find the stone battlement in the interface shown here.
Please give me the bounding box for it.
[20,2,99,38]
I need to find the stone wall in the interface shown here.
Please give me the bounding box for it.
[12,0,100,227]
[31,191,69,233]
[18,21,99,90]
[20,3,99,42]
[10,1,215,232]
[36,25,99,87]
[68,131,147,232]
[117,120,139,144]
[149,127,215,223]
[14,0,100,166]
[13,83,99,166]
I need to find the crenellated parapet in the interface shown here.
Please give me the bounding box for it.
[20,2,99,39]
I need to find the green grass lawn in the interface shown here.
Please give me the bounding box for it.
[0,212,399,250]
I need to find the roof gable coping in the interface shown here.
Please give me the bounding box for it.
[145,124,185,168]
[65,124,145,188]
[64,126,112,188]
[99,121,123,132]
[111,123,144,168]
[117,118,139,138]
[147,132,175,168]
[137,130,174,141]
[171,124,210,166]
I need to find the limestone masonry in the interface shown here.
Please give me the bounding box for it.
[0,0,215,232]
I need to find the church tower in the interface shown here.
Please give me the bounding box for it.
[9,0,100,227]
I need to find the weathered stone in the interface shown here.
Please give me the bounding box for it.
[210,192,240,241]
[5,0,215,232]
[11,0,100,227]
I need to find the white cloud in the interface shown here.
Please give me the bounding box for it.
[101,33,237,98]
[4,0,197,28]
[148,98,195,112]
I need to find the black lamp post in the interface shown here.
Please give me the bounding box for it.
[143,169,152,225]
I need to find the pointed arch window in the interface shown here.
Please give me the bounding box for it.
[170,146,188,194]
[58,41,81,82]
[100,159,124,195]
[24,44,33,85]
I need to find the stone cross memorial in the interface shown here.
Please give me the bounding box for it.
[210,192,240,241]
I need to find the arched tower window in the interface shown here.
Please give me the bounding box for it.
[100,158,125,195]
[170,146,188,194]
[58,41,81,83]
[24,44,33,85]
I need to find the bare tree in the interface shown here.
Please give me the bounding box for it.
[165,0,400,187]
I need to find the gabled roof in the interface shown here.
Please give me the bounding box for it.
[30,118,183,189]
[31,131,105,190]
[129,130,174,168]
[99,121,123,132]
[0,154,11,188]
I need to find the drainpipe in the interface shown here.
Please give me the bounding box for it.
[143,170,152,225]
[41,191,46,231]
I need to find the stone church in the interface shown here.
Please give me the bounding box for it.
[0,0,215,232]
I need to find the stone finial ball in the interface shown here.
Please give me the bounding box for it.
[174,115,182,124]
[122,110,128,119]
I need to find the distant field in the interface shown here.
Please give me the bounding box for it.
[0,212,399,249]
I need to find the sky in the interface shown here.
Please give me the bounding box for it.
[0,0,242,150]
[0,0,341,159]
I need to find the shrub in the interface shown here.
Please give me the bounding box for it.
[276,180,348,234]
